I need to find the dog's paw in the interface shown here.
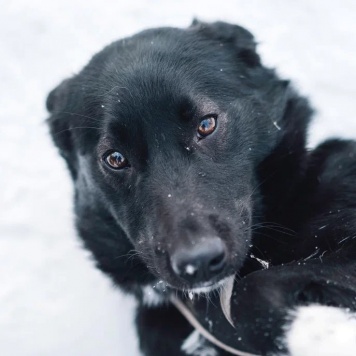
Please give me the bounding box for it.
[186,265,356,355]
[284,305,356,356]
[227,266,356,354]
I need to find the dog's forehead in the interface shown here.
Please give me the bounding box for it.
[97,66,225,132]
[101,89,203,148]
[89,27,242,99]
[83,27,246,150]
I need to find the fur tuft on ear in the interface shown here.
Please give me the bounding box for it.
[46,78,78,179]
[190,19,260,67]
[46,78,71,113]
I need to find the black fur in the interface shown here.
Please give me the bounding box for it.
[47,20,356,355]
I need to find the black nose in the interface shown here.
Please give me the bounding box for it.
[170,237,227,284]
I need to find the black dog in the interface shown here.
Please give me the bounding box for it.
[47,20,356,355]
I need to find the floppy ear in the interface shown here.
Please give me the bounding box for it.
[46,78,78,179]
[190,19,260,67]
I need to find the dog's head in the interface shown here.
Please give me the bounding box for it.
[47,21,310,292]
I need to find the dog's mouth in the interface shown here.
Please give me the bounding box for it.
[140,275,236,307]
[184,275,236,298]
[152,275,235,295]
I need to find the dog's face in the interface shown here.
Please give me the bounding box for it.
[48,21,291,291]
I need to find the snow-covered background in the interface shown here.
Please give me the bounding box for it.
[1,1,356,355]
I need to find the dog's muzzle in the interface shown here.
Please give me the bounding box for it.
[170,236,227,284]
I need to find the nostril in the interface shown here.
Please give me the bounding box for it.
[209,251,226,273]
[170,237,227,283]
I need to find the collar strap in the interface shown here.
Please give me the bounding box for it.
[170,296,260,356]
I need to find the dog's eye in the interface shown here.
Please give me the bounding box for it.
[197,115,217,138]
[103,151,130,170]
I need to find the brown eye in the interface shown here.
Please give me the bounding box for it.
[197,115,217,138]
[103,151,130,170]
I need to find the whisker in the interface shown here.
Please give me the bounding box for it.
[52,110,103,124]
[52,126,102,136]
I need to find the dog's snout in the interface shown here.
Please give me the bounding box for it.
[170,237,227,284]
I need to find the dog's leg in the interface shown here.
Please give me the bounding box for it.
[136,302,232,356]
[190,248,356,356]
[136,303,193,356]
[188,250,356,355]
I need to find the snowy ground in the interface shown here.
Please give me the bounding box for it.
[1,1,356,355]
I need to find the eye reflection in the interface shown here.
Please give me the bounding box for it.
[104,151,130,170]
[197,115,217,138]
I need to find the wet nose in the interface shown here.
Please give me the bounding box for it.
[170,237,227,284]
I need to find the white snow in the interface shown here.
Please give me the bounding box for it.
[141,285,166,306]
[250,254,270,269]
[1,1,356,356]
